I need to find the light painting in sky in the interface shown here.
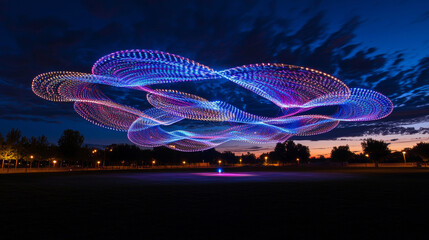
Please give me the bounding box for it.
[32,49,393,151]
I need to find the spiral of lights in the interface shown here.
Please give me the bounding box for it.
[32,49,393,151]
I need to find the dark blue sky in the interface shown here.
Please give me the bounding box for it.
[0,0,428,155]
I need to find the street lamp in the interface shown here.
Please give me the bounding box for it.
[364,154,370,167]
[182,161,186,165]
[264,156,268,165]
[97,160,101,168]
[53,160,57,168]
[218,160,222,165]
[239,158,242,164]
[296,158,300,164]
[29,155,34,169]
[402,151,407,164]
[152,160,156,167]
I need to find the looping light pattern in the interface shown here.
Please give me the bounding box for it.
[32,49,393,152]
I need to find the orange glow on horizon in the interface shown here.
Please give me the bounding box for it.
[219,133,429,158]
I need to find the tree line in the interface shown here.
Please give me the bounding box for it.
[0,128,262,168]
[329,139,429,166]
[0,128,428,168]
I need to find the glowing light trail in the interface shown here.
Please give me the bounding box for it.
[32,49,393,151]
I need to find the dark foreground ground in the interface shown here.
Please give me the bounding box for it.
[1,167,429,239]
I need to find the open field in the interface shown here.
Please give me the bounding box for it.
[1,167,429,239]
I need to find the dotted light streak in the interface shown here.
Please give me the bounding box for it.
[32,49,394,152]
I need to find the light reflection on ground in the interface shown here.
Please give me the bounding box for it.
[193,173,256,177]
[114,171,359,184]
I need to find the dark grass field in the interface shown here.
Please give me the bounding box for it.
[1,167,429,239]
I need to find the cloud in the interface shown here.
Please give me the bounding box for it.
[339,50,386,80]
[247,146,263,150]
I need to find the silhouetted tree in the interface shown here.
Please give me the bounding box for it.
[6,128,22,145]
[81,145,94,167]
[361,138,391,167]
[273,141,310,164]
[331,145,355,165]
[270,142,287,162]
[259,153,270,164]
[27,135,53,167]
[199,148,221,164]
[58,129,84,165]
[220,151,238,164]
[268,141,310,164]
[284,141,298,162]
[296,143,310,163]
[241,152,259,164]
[108,144,149,166]
[411,142,429,163]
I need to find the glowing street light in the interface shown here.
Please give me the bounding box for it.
[182,161,186,165]
[152,160,156,167]
[364,154,370,167]
[296,158,300,164]
[218,160,222,165]
[53,160,57,168]
[97,160,101,168]
[28,155,34,169]
[402,151,407,164]
[92,149,97,154]
[239,158,242,164]
[264,156,268,165]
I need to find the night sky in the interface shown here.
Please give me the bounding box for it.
[0,0,428,156]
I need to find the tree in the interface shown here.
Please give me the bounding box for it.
[260,153,270,164]
[361,138,391,167]
[58,129,84,165]
[267,141,310,165]
[331,145,355,165]
[220,151,237,164]
[241,152,259,164]
[0,144,18,169]
[270,142,287,162]
[410,142,429,163]
[6,128,22,145]
[108,144,148,166]
[2,129,24,168]
[28,135,53,167]
[198,148,221,164]
[296,143,310,163]
[284,141,298,162]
